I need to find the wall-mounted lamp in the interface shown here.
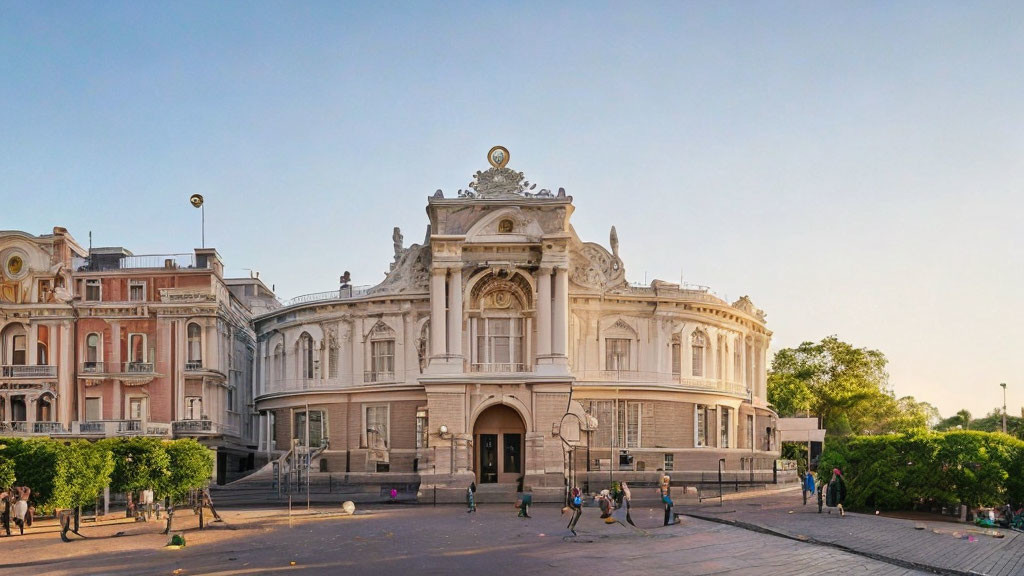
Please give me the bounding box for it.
[439,424,449,437]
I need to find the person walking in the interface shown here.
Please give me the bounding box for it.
[563,487,583,535]
[658,474,676,526]
[825,468,847,516]
[466,482,476,513]
[0,489,10,537]
[12,487,28,535]
[802,470,816,505]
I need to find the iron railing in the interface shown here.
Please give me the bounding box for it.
[173,419,214,433]
[81,361,105,373]
[469,362,528,373]
[185,361,203,371]
[280,285,372,307]
[123,362,154,374]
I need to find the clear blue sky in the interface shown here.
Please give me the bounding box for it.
[3,1,1022,419]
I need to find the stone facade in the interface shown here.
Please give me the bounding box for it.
[252,149,779,495]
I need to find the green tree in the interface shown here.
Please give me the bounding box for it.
[162,439,214,534]
[0,451,15,488]
[0,438,61,510]
[52,441,114,510]
[101,437,170,496]
[768,336,898,435]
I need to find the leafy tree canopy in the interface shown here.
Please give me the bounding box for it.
[768,336,931,436]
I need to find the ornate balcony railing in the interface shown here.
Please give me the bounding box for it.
[173,419,214,434]
[81,361,105,374]
[573,370,751,396]
[2,365,57,378]
[33,421,65,434]
[1,421,28,434]
[185,361,203,371]
[123,362,154,374]
[469,362,528,373]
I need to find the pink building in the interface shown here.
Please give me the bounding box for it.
[0,228,265,483]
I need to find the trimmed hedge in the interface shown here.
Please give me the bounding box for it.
[0,437,214,513]
[818,431,1024,511]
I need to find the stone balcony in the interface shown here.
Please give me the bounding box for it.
[573,370,751,396]
[1,365,58,378]
[469,362,528,374]
[70,420,171,437]
[0,421,65,435]
[173,414,240,437]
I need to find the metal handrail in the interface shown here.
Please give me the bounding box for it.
[280,285,372,307]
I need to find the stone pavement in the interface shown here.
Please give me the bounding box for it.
[677,487,1024,576]
[2,503,930,576]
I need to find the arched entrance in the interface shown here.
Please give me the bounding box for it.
[473,404,526,484]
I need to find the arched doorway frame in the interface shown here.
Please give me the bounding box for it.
[470,397,531,484]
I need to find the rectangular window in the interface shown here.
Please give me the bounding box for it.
[695,404,707,447]
[605,338,631,371]
[129,397,146,420]
[617,401,641,448]
[11,335,26,365]
[721,407,731,449]
[129,280,146,302]
[371,340,395,377]
[227,387,235,412]
[365,405,389,449]
[86,397,102,421]
[329,343,339,378]
[747,414,754,450]
[186,396,203,420]
[671,342,681,375]
[85,279,101,301]
[294,410,326,448]
[664,453,674,471]
[416,408,428,449]
[591,400,615,448]
[692,344,704,377]
[128,333,147,366]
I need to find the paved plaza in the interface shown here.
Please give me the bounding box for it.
[0,495,982,576]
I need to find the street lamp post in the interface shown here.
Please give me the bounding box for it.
[1001,383,1007,434]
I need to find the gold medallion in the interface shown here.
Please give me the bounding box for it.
[487,146,510,169]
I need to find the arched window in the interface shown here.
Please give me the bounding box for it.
[187,323,202,363]
[691,331,707,377]
[469,273,531,373]
[274,343,284,381]
[85,333,101,371]
[300,332,314,379]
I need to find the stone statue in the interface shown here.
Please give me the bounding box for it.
[610,226,619,258]
[392,227,404,260]
[340,271,351,287]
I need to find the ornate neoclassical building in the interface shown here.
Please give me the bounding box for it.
[253,148,777,496]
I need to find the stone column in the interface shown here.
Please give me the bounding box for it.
[430,269,447,357]
[447,267,462,359]
[536,268,552,358]
[552,267,568,357]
